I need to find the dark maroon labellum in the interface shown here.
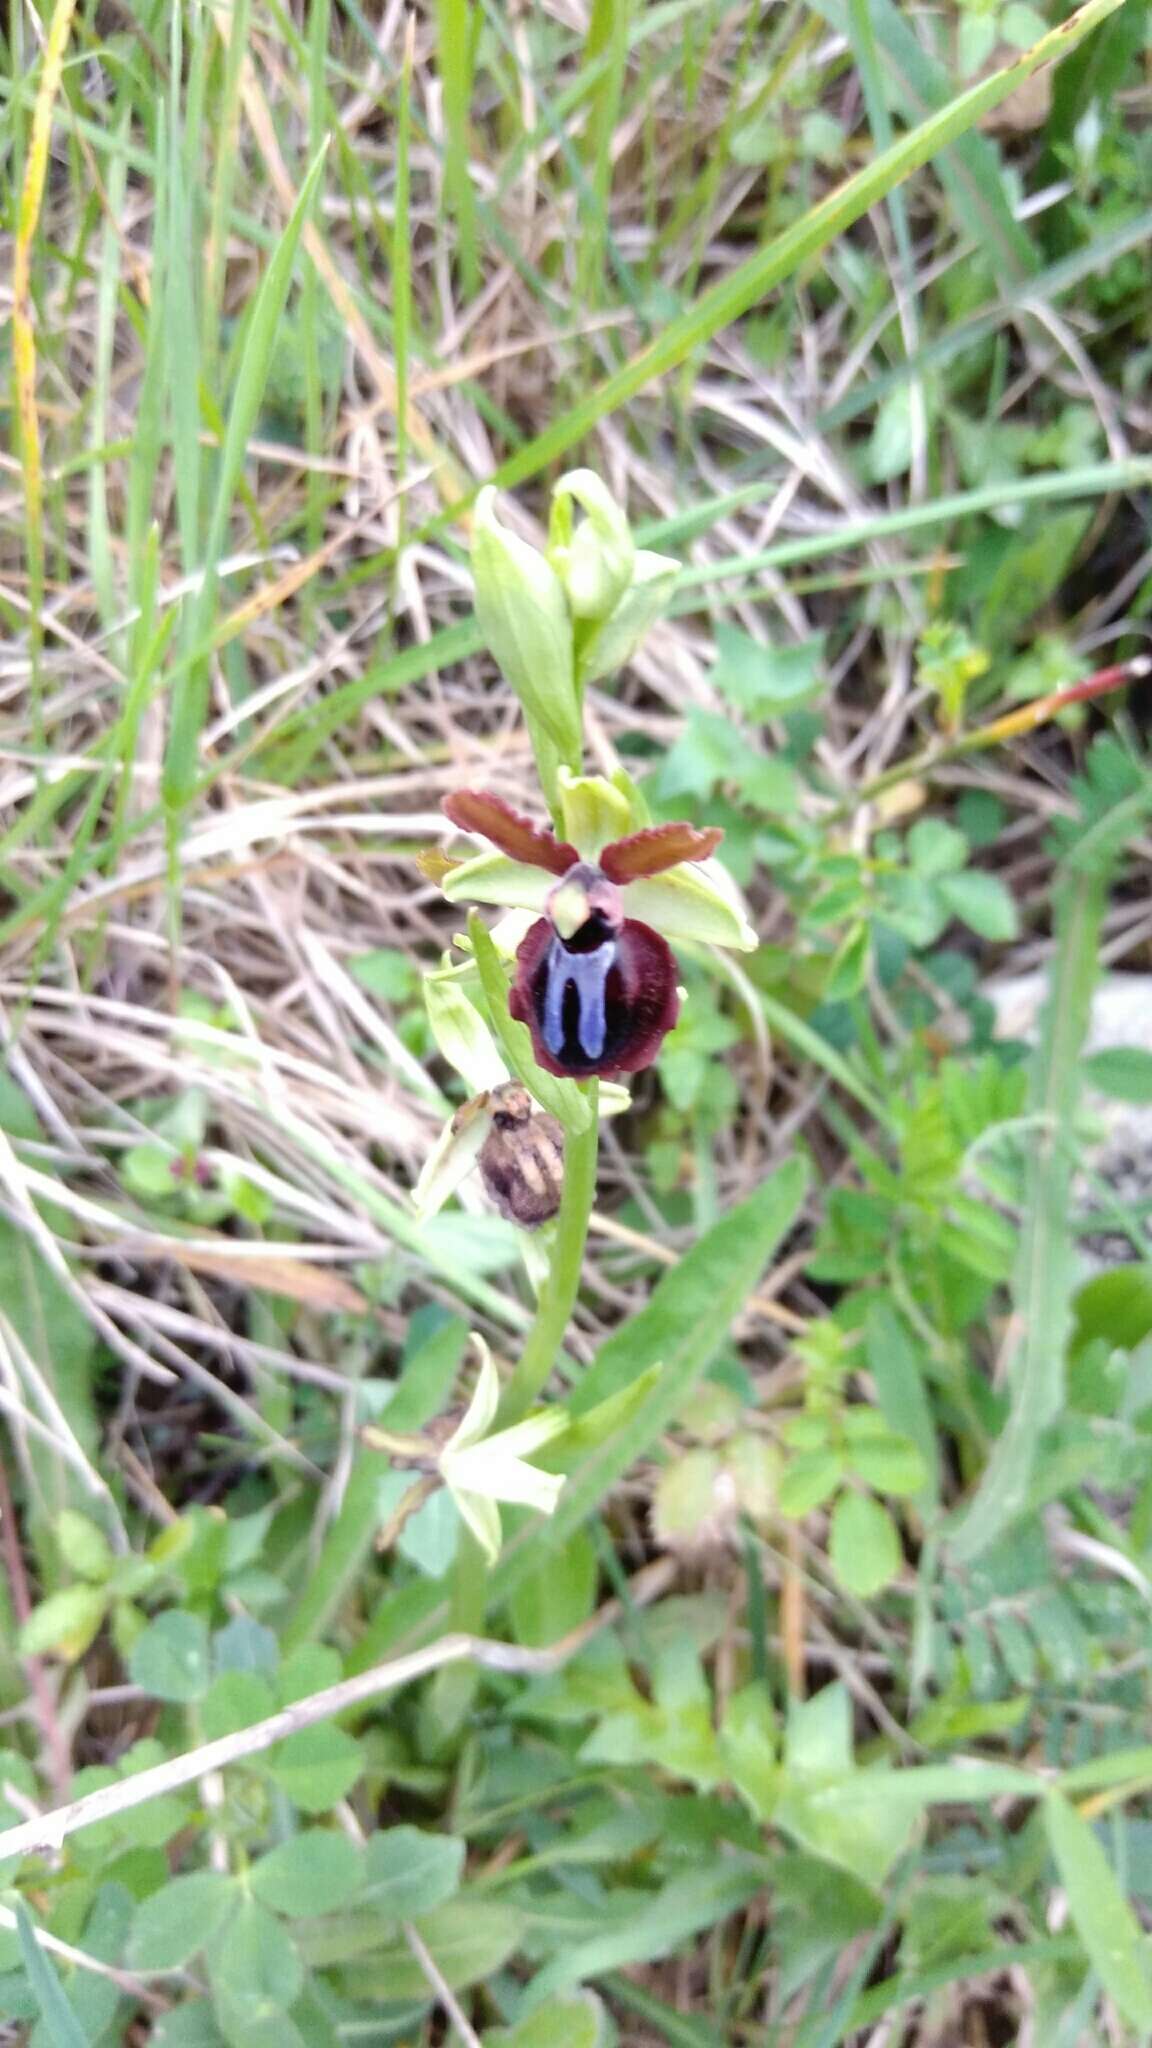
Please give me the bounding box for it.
[511,908,679,1079]
[439,790,723,1080]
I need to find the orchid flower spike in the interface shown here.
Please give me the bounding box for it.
[438,771,757,1080]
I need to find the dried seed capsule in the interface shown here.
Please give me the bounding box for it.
[478,1082,564,1229]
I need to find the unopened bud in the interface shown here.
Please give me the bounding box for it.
[471,488,580,763]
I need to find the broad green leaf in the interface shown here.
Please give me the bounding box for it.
[359,1826,465,1917]
[1084,1046,1152,1103]
[865,1301,940,1510]
[200,1671,276,1742]
[302,1898,523,1995]
[937,869,1019,943]
[264,1725,363,1812]
[486,1990,607,2048]
[1074,1268,1152,1353]
[1044,1792,1152,2030]
[830,1491,902,1597]
[777,1449,845,1519]
[127,1874,236,1971]
[505,1163,806,1587]
[509,1525,597,1648]
[129,1610,212,1704]
[843,1433,928,1498]
[18,1585,106,1662]
[148,2003,226,2047]
[652,1449,722,1547]
[54,1511,113,1584]
[206,1896,304,2019]
[719,1684,779,1820]
[249,1832,364,1918]
[712,624,824,714]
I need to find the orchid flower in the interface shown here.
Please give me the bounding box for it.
[437,771,757,1079]
[438,1338,567,1563]
[413,973,627,1224]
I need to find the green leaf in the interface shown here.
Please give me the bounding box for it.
[360,1826,465,1917]
[1044,1791,1152,2030]
[520,1866,764,2007]
[54,1511,113,1584]
[950,841,1113,1560]
[1074,1268,1152,1352]
[906,818,967,879]
[206,1896,304,2019]
[129,1610,212,1703]
[200,1671,277,1742]
[486,1991,607,2048]
[777,1449,845,1519]
[127,1874,236,1971]
[18,1585,106,1662]
[843,1433,928,1498]
[509,1525,597,1648]
[712,624,824,714]
[774,1688,919,1884]
[937,869,1019,942]
[347,947,417,1002]
[829,1491,902,1597]
[249,1832,364,1918]
[264,1724,363,1813]
[506,1162,806,1587]
[652,1449,723,1547]
[14,1903,92,2048]
[864,1301,940,1511]
[148,2003,226,2047]
[868,386,914,484]
[719,1683,779,1820]
[1084,1046,1152,1103]
[302,1899,522,1996]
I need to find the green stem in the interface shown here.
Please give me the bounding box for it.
[441,1089,598,1691]
[499,1081,600,1423]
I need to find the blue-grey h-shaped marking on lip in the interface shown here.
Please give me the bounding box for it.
[542,938,616,1061]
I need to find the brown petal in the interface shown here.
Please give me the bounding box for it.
[442,789,578,876]
[600,822,723,882]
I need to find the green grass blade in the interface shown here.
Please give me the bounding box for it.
[14,1902,95,2048]
[166,13,202,579]
[436,0,480,294]
[392,13,415,544]
[819,207,1152,432]
[162,140,330,814]
[474,0,1119,498]
[1044,1792,1152,2032]
[947,865,1111,1562]
[814,0,1038,278]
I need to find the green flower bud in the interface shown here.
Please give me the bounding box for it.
[577,547,681,688]
[556,766,645,858]
[471,487,581,763]
[548,468,635,623]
